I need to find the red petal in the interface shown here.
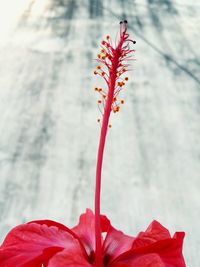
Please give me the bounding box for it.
[103,227,134,264]
[111,253,165,267]
[48,246,92,267]
[72,209,110,255]
[29,219,76,236]
[0,220,85,267]
[132,220,171,249]
[111,232,186,267]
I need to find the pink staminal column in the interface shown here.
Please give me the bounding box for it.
[94,21,136,267]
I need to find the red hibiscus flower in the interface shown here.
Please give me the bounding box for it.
[0,209,185,267]
[0,21,186,266]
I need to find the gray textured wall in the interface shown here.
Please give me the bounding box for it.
[0,0,200,266]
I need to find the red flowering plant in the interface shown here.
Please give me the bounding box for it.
[0,21,186,267]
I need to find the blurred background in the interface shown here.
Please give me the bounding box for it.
[0,0,200,265]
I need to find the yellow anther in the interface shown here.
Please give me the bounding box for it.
[113,106,120,113]
[118,82,122,87]
[97,54,101,58]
